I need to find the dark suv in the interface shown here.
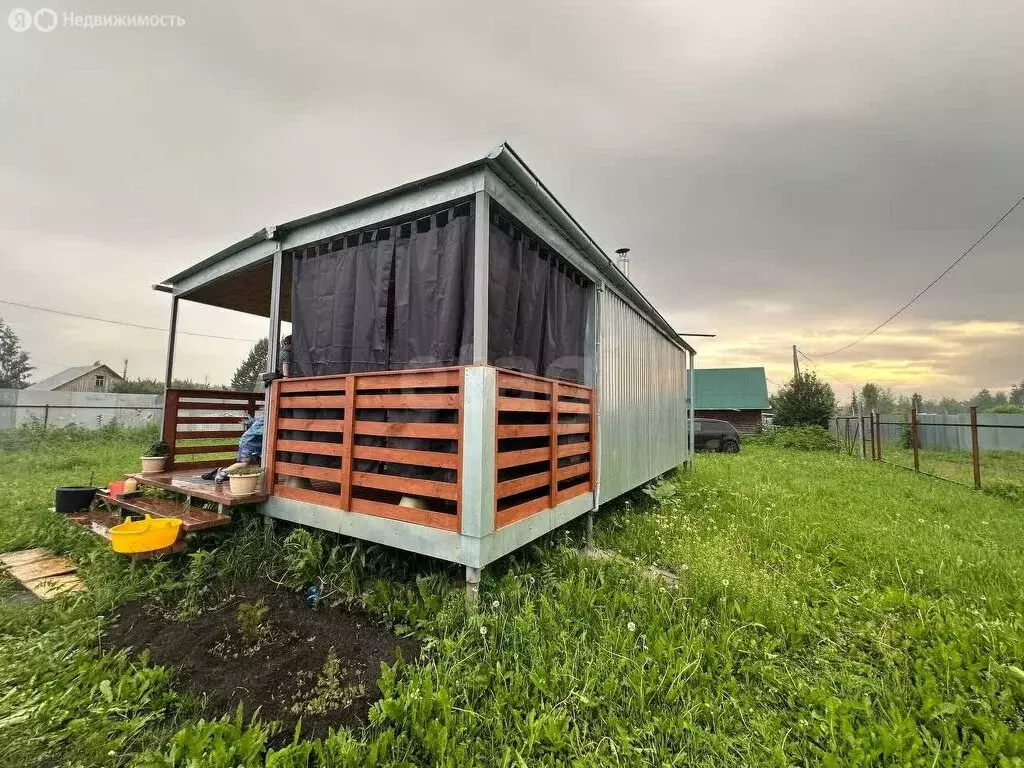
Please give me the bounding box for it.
[694,419,741,453]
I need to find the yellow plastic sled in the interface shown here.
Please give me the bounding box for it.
[110,515,182,554]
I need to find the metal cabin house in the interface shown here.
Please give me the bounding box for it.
[154,144,696,585]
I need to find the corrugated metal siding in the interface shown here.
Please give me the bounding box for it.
[598,289,689,502]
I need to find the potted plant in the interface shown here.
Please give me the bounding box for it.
[226,464,261,496]
[141,440,170,474]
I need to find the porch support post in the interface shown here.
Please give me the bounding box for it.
[163,296,179,388]
[472,190,489,365]
[267,243,284,375]
[261,243,283,473]
[160,296,179,435]
[465,565,482,608]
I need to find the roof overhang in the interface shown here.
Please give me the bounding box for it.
[156,143,694,353]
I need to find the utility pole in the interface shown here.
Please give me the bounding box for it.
[792,345,800,378]
[122,358,128,379]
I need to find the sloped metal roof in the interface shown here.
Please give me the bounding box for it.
[157,142,693,353]
[693,367,770,410]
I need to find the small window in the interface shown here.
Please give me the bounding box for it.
[95,375,105,388]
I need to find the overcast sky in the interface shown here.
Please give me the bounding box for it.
[2,0,1021,398]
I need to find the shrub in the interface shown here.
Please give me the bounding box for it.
[145,440,170,457]
[226,464,261,477]
[281,528,324,589]
[770,372,836,428]
[236,600,269,646]
[987,405,1024,414]
[983,479,1023,504]
[747,425,839,451]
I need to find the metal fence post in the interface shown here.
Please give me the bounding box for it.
[43,403,49,430]
[859,414,866,459]
[911,408,920,473]
[970,406,981,490]
[875,411,883,461]
[869,411,876,460]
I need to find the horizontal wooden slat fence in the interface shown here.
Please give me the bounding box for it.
[163,389,263,471]
[266,367,463,532]
[494,369,595,529]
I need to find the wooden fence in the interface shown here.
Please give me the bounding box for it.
[494,369,595,529]
[266,367,463,532]
[163,389,263,471]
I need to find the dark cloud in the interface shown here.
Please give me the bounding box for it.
[1,0,1020,394]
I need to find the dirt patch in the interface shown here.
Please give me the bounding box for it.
[105,581,420,740]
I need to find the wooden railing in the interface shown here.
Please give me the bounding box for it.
[494,369,595,529]
[162,389,263,472]
[265,367,463,532]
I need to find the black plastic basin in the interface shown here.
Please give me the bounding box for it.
[55,486,98,514]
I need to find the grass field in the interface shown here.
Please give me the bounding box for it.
[1,427,1023,767]
[881,444,1024,489]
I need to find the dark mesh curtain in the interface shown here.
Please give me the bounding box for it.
[291,235,393,376]
[390,210,475,369]
[290,210,473,375]
[488,219,588,383]
[544,261,587,382]
[386,211,473,482]
[287,210,474,480]
[488,224,525,370]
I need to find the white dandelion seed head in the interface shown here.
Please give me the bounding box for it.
[627,621,637,632]
[479,626,488,636]
[795,554,801,560]
[916,569,924,575]
[491,600,500,609]
[722,579,730,587]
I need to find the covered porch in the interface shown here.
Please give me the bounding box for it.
[153,146,620,574]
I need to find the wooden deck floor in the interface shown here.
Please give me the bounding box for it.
[128,470,266,507]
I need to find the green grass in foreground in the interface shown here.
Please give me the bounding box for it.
[0,429,1023,767]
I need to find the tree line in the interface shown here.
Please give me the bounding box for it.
[843,382,1024,417]
[770,371,1024,431]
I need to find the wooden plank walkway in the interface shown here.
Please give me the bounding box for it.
[0,548,86,599]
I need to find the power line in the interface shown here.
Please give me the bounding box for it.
[0,298,259,343]
[798,352,856,393]
[808,192,1024,357]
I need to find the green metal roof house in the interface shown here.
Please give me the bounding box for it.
[692,367,770,434]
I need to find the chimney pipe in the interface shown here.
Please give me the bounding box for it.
[615,247,630,278]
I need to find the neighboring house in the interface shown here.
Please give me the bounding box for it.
[27,363,125,393]
[693,367,770,435]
